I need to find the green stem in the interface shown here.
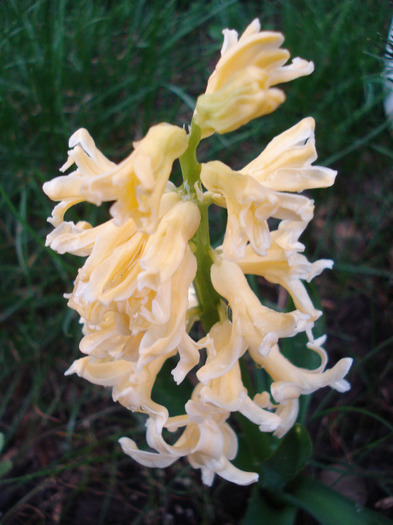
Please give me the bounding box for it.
[179,120,221,333]
[193,203,221,332]
[179,120,201,192]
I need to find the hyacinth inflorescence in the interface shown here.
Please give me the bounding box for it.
[43,19,352,486]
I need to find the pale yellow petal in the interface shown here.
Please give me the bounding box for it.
[243,118,337,191]
[65,356,133,386]
[138,200,200,289]
[195,19,313,136]
[137,246,198,371]
[119,437,177,468]
[197,320,246,382]
[211,257,309,355]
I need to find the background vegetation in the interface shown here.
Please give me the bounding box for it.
[1,0,392,523]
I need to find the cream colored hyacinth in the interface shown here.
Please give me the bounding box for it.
[43,19,352,486]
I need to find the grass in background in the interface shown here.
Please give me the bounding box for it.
[1,0,392,523]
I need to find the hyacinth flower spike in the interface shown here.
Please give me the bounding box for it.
[44,17,351,487]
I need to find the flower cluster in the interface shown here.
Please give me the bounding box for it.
[44,19,352,486]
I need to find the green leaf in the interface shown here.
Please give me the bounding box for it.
[283,475,393,525]
[242,485,297,525]
[259,424,312,490]
[235,412,279,471]
[151,358,193,417]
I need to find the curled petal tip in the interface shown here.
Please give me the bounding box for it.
[68,128,92,149]
[64,361,78,376]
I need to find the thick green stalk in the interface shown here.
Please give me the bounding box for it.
[192,203,221,332]
[179,120,221,333]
